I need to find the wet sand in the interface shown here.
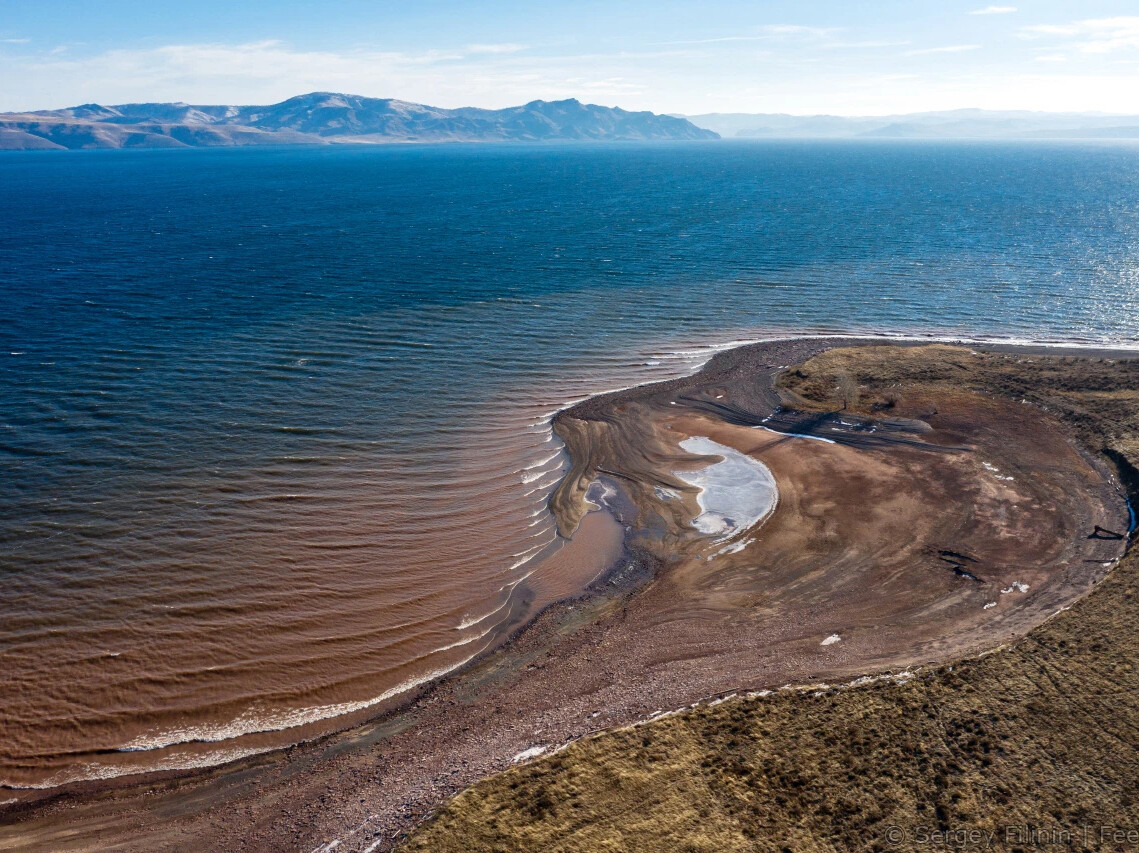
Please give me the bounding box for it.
[0,337,1131,852]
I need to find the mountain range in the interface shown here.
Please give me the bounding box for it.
[682,109,1139,139]
[0,93,718,150]
[9,96,1139,150]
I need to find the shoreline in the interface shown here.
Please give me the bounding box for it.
[13,328,1125,794]
[1,335,1135,852]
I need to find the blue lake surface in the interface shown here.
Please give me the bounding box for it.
[2,140,1138,786]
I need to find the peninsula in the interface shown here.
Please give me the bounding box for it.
[2,338,1135,852]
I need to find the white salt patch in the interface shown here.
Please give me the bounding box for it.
[714,537,755,556]
[821,634,842,646]
[512,745,548,763]
[585,479,617,511]
[982,461,1015,481]
[708,693,738,706]
[754,424,836,444]
[674,436,778,540]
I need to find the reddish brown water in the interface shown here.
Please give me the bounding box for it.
[1,333,735,791]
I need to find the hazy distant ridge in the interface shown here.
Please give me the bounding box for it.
[0,93,719,150]
[683,109,1139,139]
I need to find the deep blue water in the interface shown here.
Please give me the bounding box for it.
[2,140,1139,786]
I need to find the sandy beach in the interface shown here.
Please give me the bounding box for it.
[0,336,1133,852]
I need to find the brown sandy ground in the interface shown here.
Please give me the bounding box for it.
[402,344,1139,853]
[0,341,1132,852]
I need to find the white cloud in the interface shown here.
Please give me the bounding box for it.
[659,25,839,46]
[1,37,31,44]
[2,32,1139,117]
[758,25,838,38]
[969,6,1017,15]
[821,40,911,50]
[904,44,982,56]
[0,40,663,112]
[1020,17,1139,53]
[658,35,771,45]
[466,43,527,54]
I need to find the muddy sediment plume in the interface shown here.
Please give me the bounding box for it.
[2,339,1134,853]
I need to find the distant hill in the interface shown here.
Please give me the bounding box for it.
[683,109,1139,139]
[0,93,719,150]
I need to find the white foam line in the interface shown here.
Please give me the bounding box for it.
[436,615,508,653]
[116,644,493,754]
[523,471,564,494]
[7,743,280,791]
[717,331,1139,356]
[523,449,563,471]
[505,537,554,572]
[510,542,547,559]
[502,560,546,592]
[506,553,535,572]
[501,534,557,576]
[456,597,511,630]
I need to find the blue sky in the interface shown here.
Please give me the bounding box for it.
[2,1,1138,113]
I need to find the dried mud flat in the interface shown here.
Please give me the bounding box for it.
[1,338,1134,853]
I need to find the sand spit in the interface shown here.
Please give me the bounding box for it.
[0,338,1132,853]
[403,344,1139,853]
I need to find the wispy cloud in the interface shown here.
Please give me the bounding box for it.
[1020,17,1139,53]
[969,6,1017,15]
[0,40,662,112]
[904,44,982,56]
[821,40,911,50]
[466,43,527,55]
[759,25,838,37]
[1,37,31,44]
[658,24,840,46]
[657,35,774,45]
